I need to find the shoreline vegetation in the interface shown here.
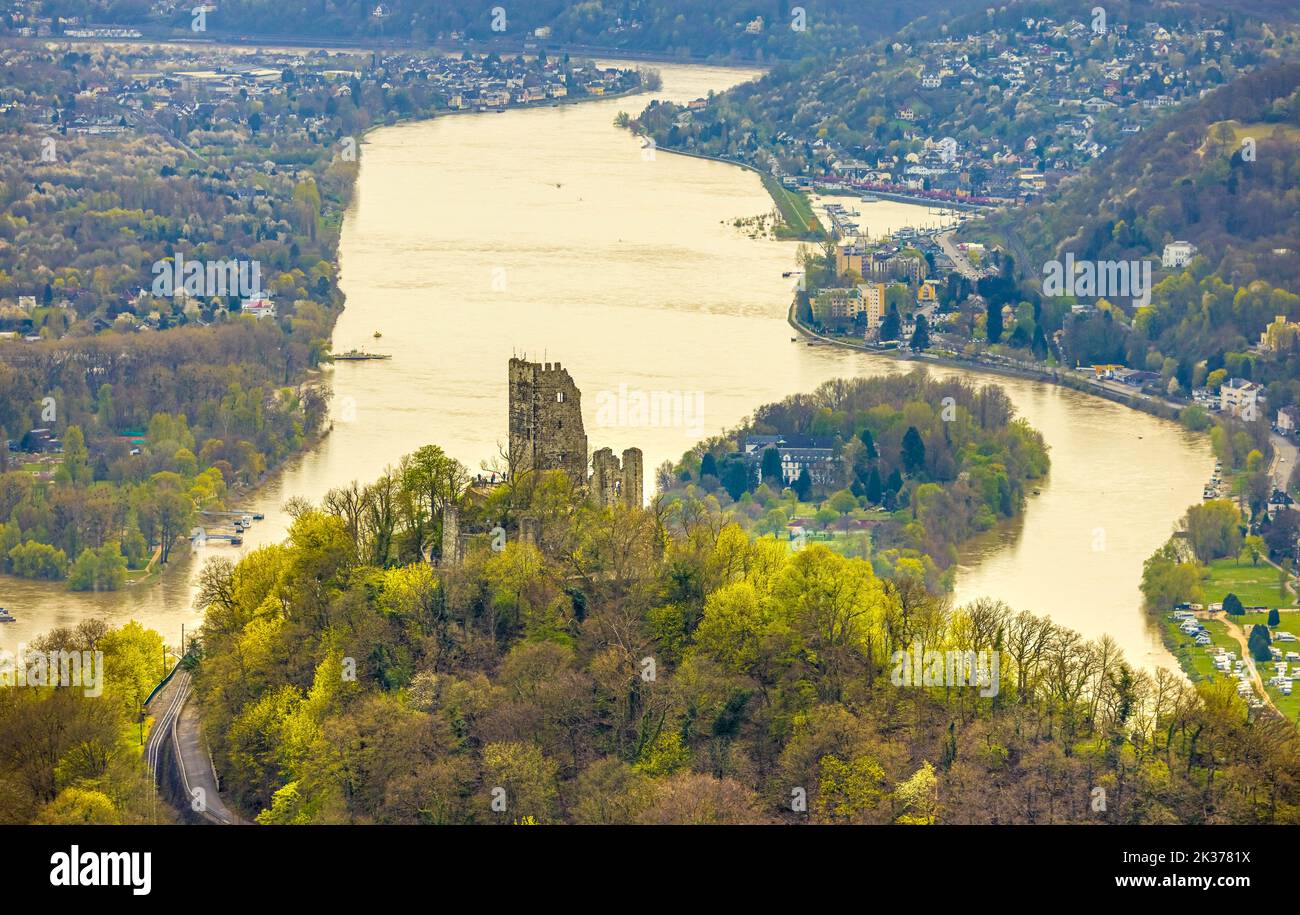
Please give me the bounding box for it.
[1137,413,1298,720]
[615,139,825,239]
[655,371,1050,593]
[786,299,1189,426]
[783,296,1294,704]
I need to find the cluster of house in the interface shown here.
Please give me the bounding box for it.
[780,139,1038,207]
[833,228,941,281]
[761,16,1253,205]
[1185,375,1266,419]
[1,43,634,140]
[2,2,141,38]
[427,56,631,110]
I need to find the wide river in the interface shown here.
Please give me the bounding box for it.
[0,62,1210,669]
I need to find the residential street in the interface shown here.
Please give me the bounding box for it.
[937,230,980,280]
[1271,431,1298,492]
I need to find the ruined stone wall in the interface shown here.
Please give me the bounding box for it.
[621,447,643,507]
[520,515,541,548]
[591,446,643,507]
[508,357,589,483]
[441,504,461,567]
[507,358,642,509]
[592,447,620,506]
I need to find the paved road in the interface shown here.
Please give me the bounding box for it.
[145,668,242,825]
[937,230,980,280]
[1271,431,1298,492]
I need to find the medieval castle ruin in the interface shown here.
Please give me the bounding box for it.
[508,357,642,507]
[439,358,642,567]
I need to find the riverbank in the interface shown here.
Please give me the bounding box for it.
[1163,607,1300,723]
[786,305,1189,427]
[43,30,774,68]
[814,185,998,213]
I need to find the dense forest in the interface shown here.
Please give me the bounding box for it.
[185,445,1299,824]
[662,372,1049,588]
[0,619,176,824]
[0,320,330,586]
[26,0,998,58]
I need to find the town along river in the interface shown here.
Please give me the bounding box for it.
[0,62,1210,670]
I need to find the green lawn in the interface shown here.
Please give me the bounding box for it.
[1201,559,1291,609]
[1210,119,1300,147]
[1260,665,1300,724]
[1163,617,1242,680]
[761,174,822,239]
[1254,612,1300,722]
[1163,619,1223,680]
[1236,610,1300,629]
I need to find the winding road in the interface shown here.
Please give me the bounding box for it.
[145,668,243,825]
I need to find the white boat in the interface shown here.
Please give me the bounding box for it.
[0,608,14,623]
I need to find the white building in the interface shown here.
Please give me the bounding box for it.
[1279,405,1300,435]
[778,447,836,485]
[1221,377,1262,419]
[1162,240,1199,269]
[240,297,276,319]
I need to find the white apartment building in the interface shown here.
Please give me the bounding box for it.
[1162,240,1199,269]
[1221,377,1263,419]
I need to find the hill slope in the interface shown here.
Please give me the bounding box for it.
[978,61,1300,293]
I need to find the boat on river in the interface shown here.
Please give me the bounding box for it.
[333,348,393,361]
[0,608,15,623]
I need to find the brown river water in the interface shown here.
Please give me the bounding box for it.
[0,62,1210,670]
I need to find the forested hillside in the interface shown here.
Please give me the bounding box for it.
[189,442,1300,825]
[963,62,1300,401]
[22,0,995,57]
[0,620,178,825]
[983,62,1300,296]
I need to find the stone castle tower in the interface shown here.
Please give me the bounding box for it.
[508,357,589,483]
[592,447,643,508]
[507,357,642,507]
